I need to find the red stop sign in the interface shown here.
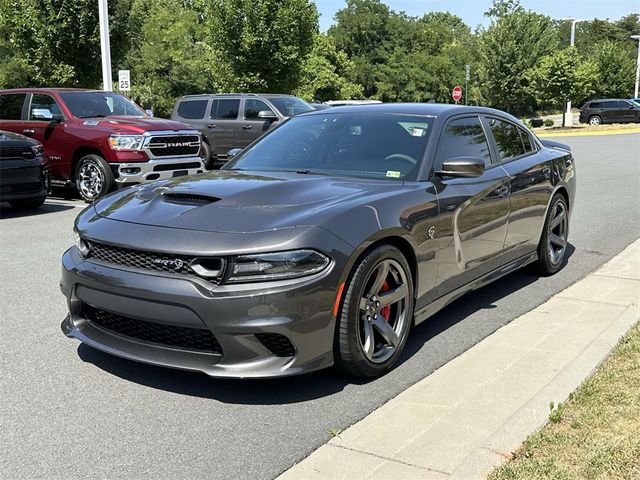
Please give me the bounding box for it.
[452,86,463,102]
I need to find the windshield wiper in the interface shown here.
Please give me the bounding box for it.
[295,169,312,174]
[78,114,108,119]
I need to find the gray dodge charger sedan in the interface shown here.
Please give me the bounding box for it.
[61,104,576,378]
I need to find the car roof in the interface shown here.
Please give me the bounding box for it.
[179,93,299,99]
[0,88,103,94]
[587,98,630,102]
[300,102,522,122]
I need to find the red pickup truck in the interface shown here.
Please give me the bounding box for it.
[0,88,204,201]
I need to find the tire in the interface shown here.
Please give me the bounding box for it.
[9,196,46,210]
[75,154,116,203]
[535,193,569,276]
[588,115,602,126]
[335,245,414,377]
[200,141,215,170]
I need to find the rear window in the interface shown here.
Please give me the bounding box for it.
[177,100,208,119]
[210,99,239,120]
[435,116,492,170]
[0,94,26,120]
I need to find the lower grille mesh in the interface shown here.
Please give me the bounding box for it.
[85,305,222,354]
[255,333,295,357]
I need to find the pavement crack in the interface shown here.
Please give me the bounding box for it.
[329,443,450,476]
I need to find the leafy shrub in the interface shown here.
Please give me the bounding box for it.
[544,119,555,127]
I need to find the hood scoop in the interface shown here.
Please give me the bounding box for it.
[162,192,220,206]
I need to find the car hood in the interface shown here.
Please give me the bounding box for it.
[94,170,403,233]
[85,116,192,134]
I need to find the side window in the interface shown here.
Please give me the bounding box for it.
[589,102,603,109]
[519,128,534,153]
[0,93,27,120]
[177,100,208,119]
[434,116,491,171]
[618,101,632,108]
[244,99,274,119]
[29,94,62,120]
[487,118,525,162]
[603,101,617,109]
[211,99,239,120]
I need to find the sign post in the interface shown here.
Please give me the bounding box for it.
[118,70,131,92]
[452,86,463,104]
[98,0,112,91]
[465,65,470,105]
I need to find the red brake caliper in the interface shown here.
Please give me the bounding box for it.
[380,281,391,323]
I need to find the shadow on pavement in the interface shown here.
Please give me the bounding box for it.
[77,243,575,404]
[0,201,77,219]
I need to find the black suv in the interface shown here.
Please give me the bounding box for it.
[171,93,314,168]
[579,99,640,125]
[0,130,50,210]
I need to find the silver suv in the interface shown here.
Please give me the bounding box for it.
[171,93,314,168]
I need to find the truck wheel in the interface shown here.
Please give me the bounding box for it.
[75,154,116,203]
[200,141,214,170]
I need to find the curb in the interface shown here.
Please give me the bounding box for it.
[278,239,640,480]
[536,128,640,138]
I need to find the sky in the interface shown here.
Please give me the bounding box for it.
[317,0,640,31]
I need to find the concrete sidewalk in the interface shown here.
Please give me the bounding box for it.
[278,239,640,480]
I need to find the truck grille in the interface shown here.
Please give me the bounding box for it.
[147,135,200,157]
[84,305,223,354]
[0,145,36,160]
[86,241,224,281]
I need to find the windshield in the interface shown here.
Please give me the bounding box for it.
[60,92,146,118]
[268,97,314,117]
[224,113,433,181]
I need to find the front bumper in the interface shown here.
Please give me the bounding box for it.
[0,160,49,201]
[60,232,348,378]
[112,156,205,186]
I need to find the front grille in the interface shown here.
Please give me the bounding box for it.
[2,182,43,194]
[255,333,296,357]
[147,135,200,157]
[86,242,224,281]
[85,305,222,354]
[153,162,201,172]
[0,145,35,160]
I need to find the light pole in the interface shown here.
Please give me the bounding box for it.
[632,35,640,99]
[98,0,112,91]
[561,17,584,126]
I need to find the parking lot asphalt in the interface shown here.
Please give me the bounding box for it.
[1,133,639,480]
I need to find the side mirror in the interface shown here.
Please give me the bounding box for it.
[32,108,53,121]
[436,157,485,178]
[145,109,154,117]
[257,110,277,120]
[51,113,64,123]
[227,148,243,158]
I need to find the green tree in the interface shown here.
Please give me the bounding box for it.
[206,0,318,93]
[122,0,231,117]
[0,0,132,88]
[294,34,363,101]
[528,48,597,120]
[589,41,637,99]
[480,3,558,114]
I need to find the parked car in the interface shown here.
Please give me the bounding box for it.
[578,98,640,125]
[0,88,204,202]
[171,93,314,169]
[61,103,576,379]
[0,130,50,210]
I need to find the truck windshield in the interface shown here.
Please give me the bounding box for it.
[60,92,146,118]
[267,97,314,117]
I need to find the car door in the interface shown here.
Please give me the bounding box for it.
[208,98,241,157]
[486,116,553,263]
[602,100,620,123]
[23,93,71,181]
[431,115,511,297]
[618,100,637,123]
[173,97,211,138]
[0,92,28,136]
[238,98,276,147]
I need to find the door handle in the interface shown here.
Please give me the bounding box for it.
[207,124,216,129]
[22,129,34,137]
[243,125,252,130]
[496,185,509,198]
[542,167,551,178]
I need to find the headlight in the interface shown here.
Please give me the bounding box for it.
[31,144,44,156]
[108,134,144,151]
[227,250,330,283]
[75,233,91,257]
